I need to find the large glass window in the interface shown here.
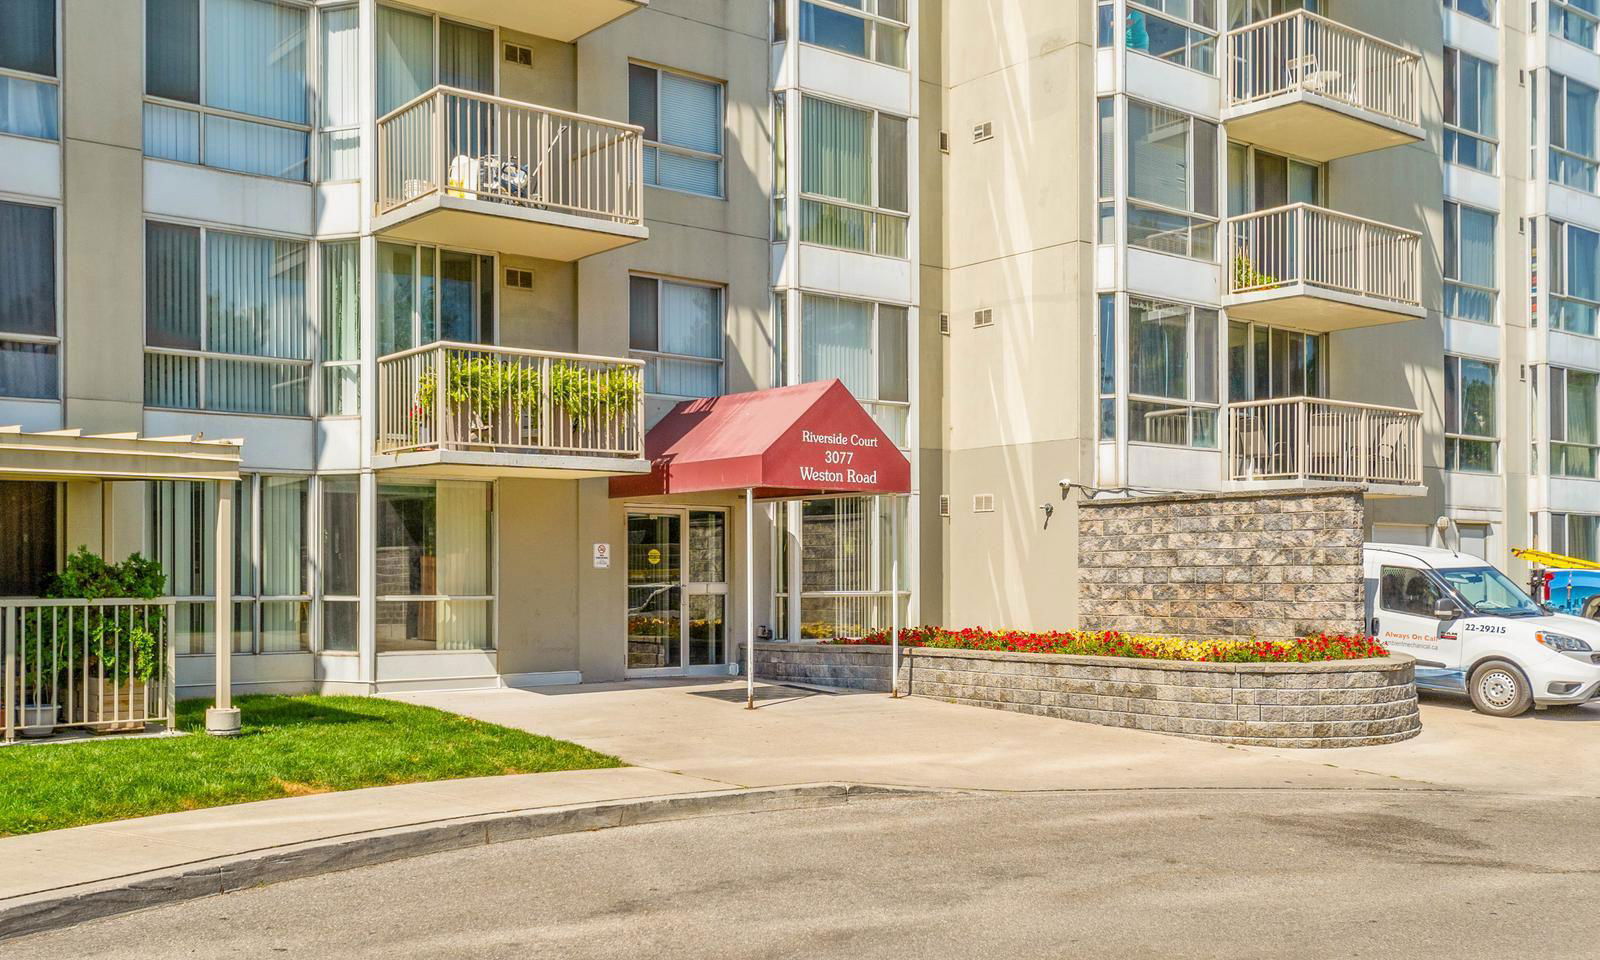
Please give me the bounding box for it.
[800,294,910,447]
[0,200,58,400]
[1550,220,1600,336]
[1550,72,1599,193]
[319,5,360,180]
[629,275,725,399]
[1551,512,1600,561]
[630,64,725,198]
[1227,320,1326,402]
[1444,48,1497,173]
[376,480,493,653]
[144,0,311,181]
[0,0,59,140]
[1553,1,1600,51]
[1127,100,1218,260]
[1097,98,1116,242]
[1444,200,1497,325]
[1445,355,1498,473]
[147,474,312,655]
[799,96,910,258]
[1127,298,1219,448]
[798,0,909,69]
[376,242,494,357]
[0,480,56,596]
[321,240,360,415]
[144,222,312,417]
[1551,367,1600,478]
[774,496,908,640]
[1441,0,1496,24]
[1098,294,1117,440]
[375,4,491,116]
[1126,1,1217,75]
[320,474,359,653]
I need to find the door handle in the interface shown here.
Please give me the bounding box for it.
[1370,617,1380,635]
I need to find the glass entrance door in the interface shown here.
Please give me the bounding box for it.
[626,509,730,675]
[627,513,682,671]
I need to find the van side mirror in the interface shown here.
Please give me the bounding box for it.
[1433,598,1462,620]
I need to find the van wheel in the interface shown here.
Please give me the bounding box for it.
[1468,661,1532,717]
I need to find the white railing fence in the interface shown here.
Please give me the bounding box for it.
[1228,203,1421,306]
[1228,398,1422,486]
[377,342,646,460]
[2,599,177,742]
[378,87,644,226]
[1226,9,1420,126]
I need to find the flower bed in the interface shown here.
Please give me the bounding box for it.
[825,627,1387,664]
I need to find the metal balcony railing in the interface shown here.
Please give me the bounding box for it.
[1228,397,1423,486]
[377,86,644,226]
[3,599,177,741]
[1226,10,1420,127]
[1228,203,1422,308]
[376,342,646,461]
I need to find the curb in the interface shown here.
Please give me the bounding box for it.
[0,782,938,943]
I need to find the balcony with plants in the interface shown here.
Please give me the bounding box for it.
[375,342,648,476]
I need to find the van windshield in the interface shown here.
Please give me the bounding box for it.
[1436,566,1542,617]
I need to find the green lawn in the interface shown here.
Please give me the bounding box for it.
[0,695,623,837]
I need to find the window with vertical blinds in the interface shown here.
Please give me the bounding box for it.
[799,96,909,258]
[0,200,58,400]
[800,294,910,447]
[1552,72,1600,192]
[773,496,909,641]
[0,0,60,140]
[630,64,725,197]
[1444,200,1497,325]
[1445,354,1498,472]
[319,5,360,180]
[145,222,313,417]
[321,241,360,416]
[1552,367,1600,479]
[629,275,725,398]
[144,0,312,181]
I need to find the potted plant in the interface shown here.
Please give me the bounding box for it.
[34,549,168,734]
[549,362,642,439]
[14,645,62,738]
[415,355,541,448]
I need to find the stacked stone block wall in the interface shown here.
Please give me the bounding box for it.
[1077,487,1367,642]
[740,643,1421,748]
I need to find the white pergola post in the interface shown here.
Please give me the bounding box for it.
[890,495,901,698]
[745,487,757,710]
[206,480,242,736]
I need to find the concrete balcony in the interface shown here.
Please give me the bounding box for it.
[1224,10,1422,162]
[408,0,645,43]
[1228,397,1424,496]
[375,342,648,478]
[375,88,647,261]
[1226,204,1424,331]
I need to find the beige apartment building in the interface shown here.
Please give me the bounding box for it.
[0,0,1591,701]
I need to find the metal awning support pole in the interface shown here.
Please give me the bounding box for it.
[745,487,756,710]
[890,495,901,698]
[206,480,242,736]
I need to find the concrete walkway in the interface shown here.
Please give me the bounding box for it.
[395,678,1600,798]
[3,677,1595,939]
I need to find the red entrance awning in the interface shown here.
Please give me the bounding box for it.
[609,380,911,499]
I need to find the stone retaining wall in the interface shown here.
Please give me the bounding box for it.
[1077,487,1367,642]
[741,643,1420,748]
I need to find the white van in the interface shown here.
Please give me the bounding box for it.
[1365,544,1600,716]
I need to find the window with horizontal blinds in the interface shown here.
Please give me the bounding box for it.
[629,276,724,398]
[631,65,725,197]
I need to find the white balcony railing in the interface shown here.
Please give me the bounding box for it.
[377,342,646,461]
[3,599,177,741]
[1226,10,1420,128]
[1228,203,1421,307]
[377,86,644,226]
[1228,397,1422,486]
